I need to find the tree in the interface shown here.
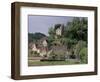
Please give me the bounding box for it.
[64,17,88,42]
[48,27,55,37]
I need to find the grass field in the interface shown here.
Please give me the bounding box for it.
[28,59,82,66]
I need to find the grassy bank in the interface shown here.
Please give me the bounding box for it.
[28,59,83,66]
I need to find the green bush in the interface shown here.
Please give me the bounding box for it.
[73,40,87,59]
[48,51,66,60]
[79,47,87,63]
[29,51,40,57]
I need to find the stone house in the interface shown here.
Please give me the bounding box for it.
[30,37,49,57]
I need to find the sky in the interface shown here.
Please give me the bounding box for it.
[28,15,80,36]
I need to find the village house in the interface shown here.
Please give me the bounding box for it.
[31,43,40,53]
[30,37,49,57]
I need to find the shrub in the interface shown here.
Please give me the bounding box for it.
[73,40,87,60]
[48,51,66,60]
[30,51,40,57]
[79,47,87,63]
